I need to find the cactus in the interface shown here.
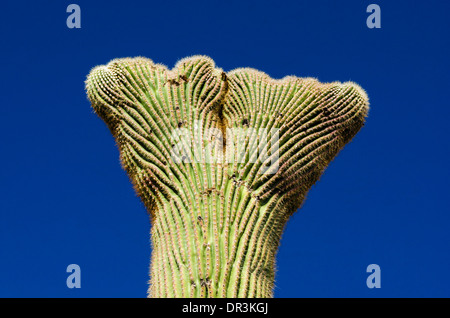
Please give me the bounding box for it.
[85,55,369,298]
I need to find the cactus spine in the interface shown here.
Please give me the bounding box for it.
[85,56,369,297]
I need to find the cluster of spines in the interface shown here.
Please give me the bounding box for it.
[86,55,368,298]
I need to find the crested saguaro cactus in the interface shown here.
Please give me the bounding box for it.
[86,55,369,298]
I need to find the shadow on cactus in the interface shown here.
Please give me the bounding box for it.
[85,55,369,298]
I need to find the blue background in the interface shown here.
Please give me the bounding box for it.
[1,0,449,297]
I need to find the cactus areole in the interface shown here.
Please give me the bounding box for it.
[85,56,369,298]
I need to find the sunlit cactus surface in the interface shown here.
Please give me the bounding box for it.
[86,55,369,298]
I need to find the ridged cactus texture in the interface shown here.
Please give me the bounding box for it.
[86,56,369,298]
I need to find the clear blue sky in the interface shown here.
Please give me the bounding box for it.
[1,0,449,297]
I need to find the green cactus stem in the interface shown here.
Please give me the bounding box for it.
[85,56,369,298]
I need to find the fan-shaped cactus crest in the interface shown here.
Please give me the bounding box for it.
[85,55,369,298]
